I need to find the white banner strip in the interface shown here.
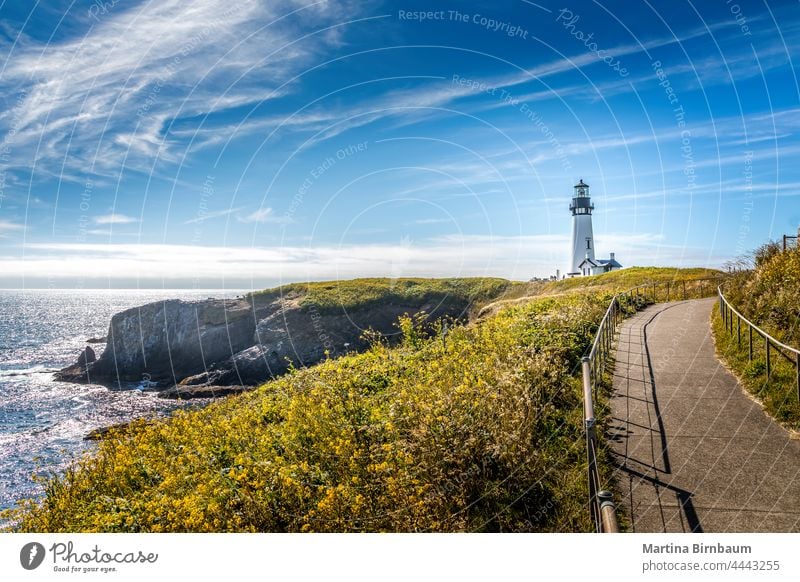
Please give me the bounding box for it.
[1,533,797,581]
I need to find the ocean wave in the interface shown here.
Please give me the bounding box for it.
[0,366,60,377]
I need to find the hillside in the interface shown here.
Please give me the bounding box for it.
[56,277,514,396]
[717,243,800,345]
[6,268,720,532]
[712,243,800,427]
[249,277,515,316]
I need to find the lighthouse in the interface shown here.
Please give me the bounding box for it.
[568,179,594,276]
[566,179,623,277]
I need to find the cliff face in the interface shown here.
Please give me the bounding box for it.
[56,289,475,396]
[96,298,256,381]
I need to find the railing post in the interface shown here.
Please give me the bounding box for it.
[796,352,800,401]
[748,324,753,361]
[737,317,741,348]
[766,338,771,378]
[666,282,670,302]
[581,356,600,532]
[597,490,620,533]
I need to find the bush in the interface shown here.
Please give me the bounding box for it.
[713,243,800,428]
[8,294,608,533]
[8,268,716,532]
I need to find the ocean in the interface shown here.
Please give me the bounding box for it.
[0,289,242,518]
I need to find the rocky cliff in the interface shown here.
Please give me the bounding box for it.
[55,278,509,397]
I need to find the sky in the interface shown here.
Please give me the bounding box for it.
[0,0,798,289]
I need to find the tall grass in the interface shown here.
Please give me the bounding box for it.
[712,243,800,429]
[248,277,515,315]
[6,268,721,532]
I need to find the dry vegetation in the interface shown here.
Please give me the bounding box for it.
[6,268,721,532]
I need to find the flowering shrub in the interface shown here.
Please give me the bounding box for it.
[10,293,608,532]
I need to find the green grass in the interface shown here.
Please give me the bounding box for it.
[5,268,720,532]
[248,277,516,315]
[531,266,722,295]
[480,267,723,316]
[710,243,800,429]
[712,310,800,430]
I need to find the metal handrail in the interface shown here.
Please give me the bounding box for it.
[717,285,800,397]
[581,276,724,532]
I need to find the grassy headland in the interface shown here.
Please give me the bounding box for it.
[7,268,719,532]
[248,277,514,316]
[712,243,800,429]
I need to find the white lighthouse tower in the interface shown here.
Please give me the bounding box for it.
[568,179,595,276]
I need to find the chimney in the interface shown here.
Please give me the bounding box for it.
[610,252,615,261]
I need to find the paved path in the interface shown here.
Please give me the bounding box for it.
[609,298,800,532]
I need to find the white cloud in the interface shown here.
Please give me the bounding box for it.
[0,0,365,176]
[0,220,25,231]
[184,207,243,224]
[413,217,452,225]
[94,213,138,225]
[3,234,719,286]
[237,208,292,224]
[0,220,26,236]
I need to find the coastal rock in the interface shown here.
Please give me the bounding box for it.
[89,298,257,384]
[77,346,96,367]
[54,346,97,383]
[53,362,93,383]
[56,290,471,397]
[178,344,286,387]
[86,336,107,343]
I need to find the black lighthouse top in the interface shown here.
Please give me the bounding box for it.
[570,179,593,215]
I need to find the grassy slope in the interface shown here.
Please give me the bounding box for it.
[522,266,721,296]
[248,277,515,315]
[711,245,800,429]
[7,268,720,532]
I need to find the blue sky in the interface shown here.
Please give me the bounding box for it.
[0,0,798,288]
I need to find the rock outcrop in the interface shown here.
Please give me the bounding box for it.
[56,290,473,396]
[77,346,96,367]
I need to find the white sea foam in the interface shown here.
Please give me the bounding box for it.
[0,289,240,511]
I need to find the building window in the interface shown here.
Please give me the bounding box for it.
[586,238,591,250]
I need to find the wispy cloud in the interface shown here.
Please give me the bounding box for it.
[0,220,26,236]
[184,207,243,225]
[0,0,366,177]
[238,208,293,224]
[94,213,138,225]
[412,217,452,225]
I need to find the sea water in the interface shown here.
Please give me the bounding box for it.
[0,289,242,517]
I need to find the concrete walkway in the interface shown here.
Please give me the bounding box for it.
[609,298,800,532]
